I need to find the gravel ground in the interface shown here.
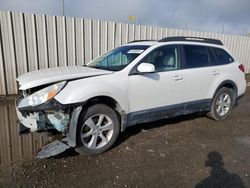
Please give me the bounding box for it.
[0,76,250,188]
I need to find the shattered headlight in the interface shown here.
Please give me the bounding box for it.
[18,81,66,108]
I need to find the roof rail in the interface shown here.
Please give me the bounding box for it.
[158,36,223,45]
[128,39,157,43]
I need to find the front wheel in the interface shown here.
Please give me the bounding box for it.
[75,104,120,155]
[208,87,234,121]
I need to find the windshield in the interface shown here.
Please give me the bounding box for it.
[87,45,149,71]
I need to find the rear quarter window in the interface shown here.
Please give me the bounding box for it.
[211,47,234,65]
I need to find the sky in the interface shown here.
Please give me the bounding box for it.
[0,0,249,35]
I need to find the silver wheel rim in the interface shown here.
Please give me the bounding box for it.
[215,93,231,117]
[80,114,114,149]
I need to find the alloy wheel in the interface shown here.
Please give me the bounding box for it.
[80,114,114,149]
[215,93,231,117]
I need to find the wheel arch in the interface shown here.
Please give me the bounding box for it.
[82,95,124,116]
[212,80,238,104]
[66,95,127,148]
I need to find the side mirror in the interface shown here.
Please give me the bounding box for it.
[137,63,155,73]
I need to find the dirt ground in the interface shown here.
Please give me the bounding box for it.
[0,83,250,187]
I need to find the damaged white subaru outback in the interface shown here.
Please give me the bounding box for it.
[16,37,246,158]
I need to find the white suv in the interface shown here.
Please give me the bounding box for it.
[16,37,246,157]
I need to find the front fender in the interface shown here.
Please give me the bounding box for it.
[54,78,128,113]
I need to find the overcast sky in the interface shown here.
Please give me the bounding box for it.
[0,0,249,35]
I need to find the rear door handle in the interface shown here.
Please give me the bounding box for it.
[212,71,220,75]
[173,75,183,81]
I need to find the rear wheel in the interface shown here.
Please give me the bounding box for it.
[75,104,120,155]
[208,87,234,121]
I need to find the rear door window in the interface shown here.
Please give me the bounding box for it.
[211,47,234,65]
[182,45,209,69]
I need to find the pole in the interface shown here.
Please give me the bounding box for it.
[62,0,64,16]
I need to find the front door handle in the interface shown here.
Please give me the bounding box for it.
[173,75,183,81]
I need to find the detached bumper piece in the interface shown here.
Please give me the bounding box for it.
[36,139,71,159]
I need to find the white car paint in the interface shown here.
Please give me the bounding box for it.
[15,38,247,158]
[17,66,113,90]
[55,72,129,113]
[17,39,247,126]
[55,41,246,114]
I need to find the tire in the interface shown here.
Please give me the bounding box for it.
[207,87,235,121]
[75,104,120,155]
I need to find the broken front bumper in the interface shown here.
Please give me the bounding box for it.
[16,106,39,133]
[16,95,83,158]
[16,97,70,134]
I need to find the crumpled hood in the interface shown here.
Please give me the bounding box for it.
[17,65,113,90]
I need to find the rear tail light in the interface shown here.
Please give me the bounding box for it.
[239,64,245,73]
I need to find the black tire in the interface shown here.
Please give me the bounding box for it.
[75,104,120,155]
[207,87,235,121]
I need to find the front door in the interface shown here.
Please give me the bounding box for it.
[128,45,186,124]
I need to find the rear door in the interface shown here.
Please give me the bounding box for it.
[179,44,217,113]
[208,46,235,79]
[208,46,238,95]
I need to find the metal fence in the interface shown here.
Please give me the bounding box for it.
[0,10,250,95]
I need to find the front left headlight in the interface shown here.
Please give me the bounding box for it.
[18,81,66,108]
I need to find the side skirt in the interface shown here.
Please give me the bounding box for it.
[125,99,212,129]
